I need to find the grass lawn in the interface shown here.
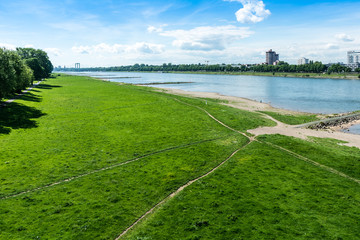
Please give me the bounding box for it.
[125,140,360,240]
[259,111,319,125]
[0,74,358,239]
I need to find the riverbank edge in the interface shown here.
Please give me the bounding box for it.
[147,86,360,135]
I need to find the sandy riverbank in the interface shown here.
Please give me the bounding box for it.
[157,87,360,148]
[158,88,310,115]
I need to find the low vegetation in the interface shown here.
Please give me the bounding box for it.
[0,74,358,239]
[125,138,360,240]
[259,111,319,125]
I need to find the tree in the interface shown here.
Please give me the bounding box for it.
[0,48,16,99]
[16,48,53,79]
[0,48,33,100]
[9,50,33,92]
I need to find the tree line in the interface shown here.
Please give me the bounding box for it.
[58,61,359,74]
[0,47,53,100]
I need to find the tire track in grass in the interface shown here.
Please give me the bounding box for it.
[260,140,360,185]
[115,141,251,240]
[0,137,226,200]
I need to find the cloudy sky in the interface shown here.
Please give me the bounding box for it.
[1,0,359,67]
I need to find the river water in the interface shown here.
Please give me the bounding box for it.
[69,71,360,115]
[343,124,360,135]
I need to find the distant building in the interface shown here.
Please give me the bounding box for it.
[75,63,81,69]
[266,49,279,65]
[298,57,309,65]
[347,51,360,70]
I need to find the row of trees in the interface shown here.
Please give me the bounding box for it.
[0,48,53,100]
[59,62,358,74]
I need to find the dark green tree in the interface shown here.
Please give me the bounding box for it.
[0,48,16,99]
[0,48,33,100]
[16,48,53,79]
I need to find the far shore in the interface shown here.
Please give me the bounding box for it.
[162,71,360,80]
[61,70,360,80]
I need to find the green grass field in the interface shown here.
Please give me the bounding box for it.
[259,111,319,125]
[0,74,359,239]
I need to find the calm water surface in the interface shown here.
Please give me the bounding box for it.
[343,124,360,135]
[69,71,360,115]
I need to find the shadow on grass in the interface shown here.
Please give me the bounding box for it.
[20,92,42,102]
[35,84,62,90]
[0,102,46,135]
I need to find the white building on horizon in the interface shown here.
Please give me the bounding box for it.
[347,51,360,70]
[298,57,309,65]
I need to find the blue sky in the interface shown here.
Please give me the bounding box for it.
[0,0,359,67]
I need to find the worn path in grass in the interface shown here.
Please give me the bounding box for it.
[117,94,359,239]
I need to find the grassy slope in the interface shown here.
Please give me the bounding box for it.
[259,111,319,125]
[1,74,358,239]
[125,140,360,240]
[0,75,273,239]
[258,135,360,179]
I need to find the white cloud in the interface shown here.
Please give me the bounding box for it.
[0,43,16,50]
[335,33,354,42]
[147,26,164,33]
[44,48,62,56]
[24,44,35,48]
[72,42,164,55]
[126,42,164,54]
[226,0,271,23]
[325,43,340,50]
[160,25,253,51]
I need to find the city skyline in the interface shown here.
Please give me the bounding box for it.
[0,0,359,67]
